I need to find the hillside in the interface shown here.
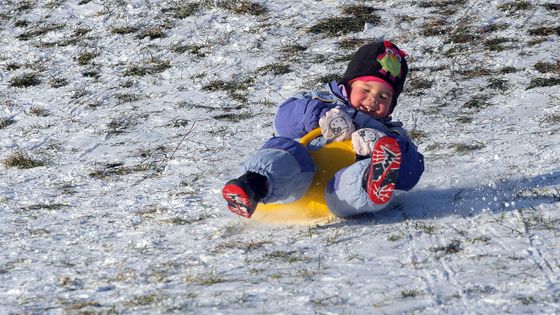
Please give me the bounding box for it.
[1,0,559,313]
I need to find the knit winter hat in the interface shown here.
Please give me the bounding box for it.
[340,40,408,115]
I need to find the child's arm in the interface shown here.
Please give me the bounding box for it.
[273,94,337,139]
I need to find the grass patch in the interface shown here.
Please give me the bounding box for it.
[497,1,533,12]
[219,1,268,16]
[487,78,509,92]
[171,43,208,57]
[75,51,98,65]
[89,162,151,179]
[456,116,473,124]
[81,69,100,79]
[315,73,342,85]
[452,143,485,153]
[499,66,521,74]
[3,150,45,169]
[123,58,171,77]
[9,73,41,87]
[14,20,29,28]
[29,105,49,117]
[106,116,138,134]
[212,112,253,122]
[22,203,69,211]
[479,22,509,34]
[341,4,380,20]
[256,63,291,75]
[309,17,366,37]
[265,250,306,263]
[185,272,230,286]
[49,77,68,88]
[458,68,493,78]
[17,23,65,40]
[540,114,560,124]
[202,77,254,102]
[115,93,144,104]
[281,44,307,55]
[409,77,434,90]
[337,38,369,50]
[528,26,560,36]
[484,37,515,51]
[421,19,451,36]
[0,117,16,129]
[387,234,403,242]
[111,26,138,35]
[527,77,560,89]
[408,130,428,143]
[310,5,380,37]
[162,3,200,18]
[463,95,490,109]
[401,289,422,298]
[136,27,166,40]
[543,3,560,11]
[431,240,462,255]
[534,60,560,74]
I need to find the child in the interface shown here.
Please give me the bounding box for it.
[222,40,424,218]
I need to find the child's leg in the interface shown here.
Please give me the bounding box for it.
[325,137,401,217]
[244,137,315,203]
[223,137,315,217]
[324,159,381,217]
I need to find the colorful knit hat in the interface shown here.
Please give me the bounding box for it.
[340,40,408,115]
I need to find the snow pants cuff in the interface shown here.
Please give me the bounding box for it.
[243,137,315,204]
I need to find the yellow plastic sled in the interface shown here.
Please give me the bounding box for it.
[251,128,356,224]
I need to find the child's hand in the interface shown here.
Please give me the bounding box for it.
[319,108,355,142]
[351,128,387,156]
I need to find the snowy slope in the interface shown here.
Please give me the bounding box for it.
[1,0,559,313]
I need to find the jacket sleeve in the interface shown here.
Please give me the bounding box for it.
[273,95,336,139]
[392,133,424,191]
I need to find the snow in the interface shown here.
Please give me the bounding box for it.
[1,0,559,313]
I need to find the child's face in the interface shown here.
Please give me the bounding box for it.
[349,80,393,118]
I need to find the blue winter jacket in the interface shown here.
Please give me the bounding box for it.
[273,81,424,191]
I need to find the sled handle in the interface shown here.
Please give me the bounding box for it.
[299,128,323,146]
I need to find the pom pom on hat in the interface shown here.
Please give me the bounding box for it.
[340,40,408,115]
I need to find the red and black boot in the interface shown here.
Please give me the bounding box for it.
[364,136,402,204]
[222,172,267,218]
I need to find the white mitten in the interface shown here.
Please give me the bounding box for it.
[318,108,355,142]
[351,128,387,156]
